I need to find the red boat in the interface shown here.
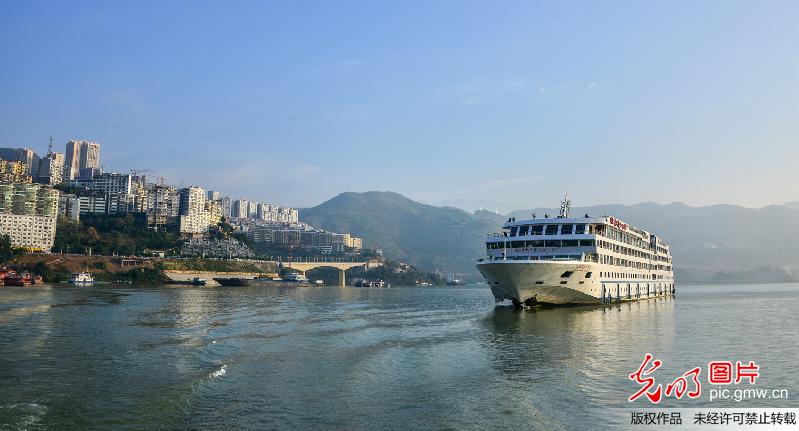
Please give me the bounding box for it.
[4,274,33,286]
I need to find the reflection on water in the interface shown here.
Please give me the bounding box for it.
[0,284,797,430]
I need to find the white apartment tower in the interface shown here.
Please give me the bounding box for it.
[64,140,100,180]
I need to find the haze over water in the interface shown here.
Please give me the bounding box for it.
[1,283,797,430]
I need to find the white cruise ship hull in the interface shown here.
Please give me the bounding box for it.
[476,260,673,306]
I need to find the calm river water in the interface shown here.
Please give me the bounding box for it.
[1,283,797,430]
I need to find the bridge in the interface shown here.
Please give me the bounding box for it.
[279,259,380,287]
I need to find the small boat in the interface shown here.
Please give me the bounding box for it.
[191,277,207,286]
[355,279,389,288]
[68,272,95,286]
[282,273,308,283]
[214,277,253,286]
[312,279,325,286]
[4,272,33,286]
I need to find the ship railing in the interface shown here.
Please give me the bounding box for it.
[486,233,505,238]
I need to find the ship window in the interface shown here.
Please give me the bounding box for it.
[562,239,578,247]
[518,225,529,236]
[544,240,561,247]
[585,272,592,278]
[510,226,518,236]
[575,224,586,234]
[511,241,524,248]
[545,224,559,235]
[561,271,573,277]
[527,240,544,247]
[539,256,553,260]
[530,225,543,235]
[560,224,573,235]
[579,239,595,247]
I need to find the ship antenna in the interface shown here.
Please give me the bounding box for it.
[559,194,571,218]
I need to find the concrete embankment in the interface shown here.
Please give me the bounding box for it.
[162,270,260,286]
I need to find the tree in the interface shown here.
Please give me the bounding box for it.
[0,234,21,263]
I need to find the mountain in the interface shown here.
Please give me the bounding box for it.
[300,192,503,273]
[301,192,799,282]
[786,201,799,210]
[429,198,524,215]
[508,203,799,283]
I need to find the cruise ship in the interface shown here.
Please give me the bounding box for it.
[476,197,674,306]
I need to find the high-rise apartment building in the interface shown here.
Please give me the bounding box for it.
[0,160,32,184]
[179,186,219,235]
[63,140,100,180]
[146,184,180,229]
[37,152,65,185]
[232,199,249,219]
[0,183,59,251]
[0,148,39,177]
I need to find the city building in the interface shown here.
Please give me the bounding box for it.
[0,183,59,251]
[67,172,132,195]
[0,159,32,184]
[0,148,39,177]
[178,186,220,235]
[65,172,145,215]
[231,199,249,219]
[146,183,180,229]
[58,194,81,220]
[219,196,232,219]
[63,140,100,180]
[206,190,220,201]
[246,222,362,254]
[36,151,65,185]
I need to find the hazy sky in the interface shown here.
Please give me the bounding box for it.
[1,1,797,209]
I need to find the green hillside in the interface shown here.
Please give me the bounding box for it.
[300,191,503,273]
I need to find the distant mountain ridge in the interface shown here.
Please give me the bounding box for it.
[300,191,799,282]
[300,192,502,273]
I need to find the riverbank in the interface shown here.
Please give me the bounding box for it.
[5,255,279,285]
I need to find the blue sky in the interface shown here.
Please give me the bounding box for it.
[1,0,797,209]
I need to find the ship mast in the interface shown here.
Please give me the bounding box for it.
[559,194,571,218]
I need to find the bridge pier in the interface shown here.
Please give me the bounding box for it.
[338,269,346,287]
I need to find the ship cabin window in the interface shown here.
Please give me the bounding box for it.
[585,272,592,278]
[530,225,544,235]
[545,224,559,235]
[560,224,573,235]
[544,240,561,247]
[518,225,529,236]
[510,226,518,237]
[527,240,544,247]
[575,224,586,234]
[554,255,581,261]
[511,241,525,248]
[562,239,578,247]
[579,239,595,247]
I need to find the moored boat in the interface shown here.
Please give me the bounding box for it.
[4,273,33,286]
[68,272,95,286]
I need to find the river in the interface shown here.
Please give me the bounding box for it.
[1,283,797,430]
